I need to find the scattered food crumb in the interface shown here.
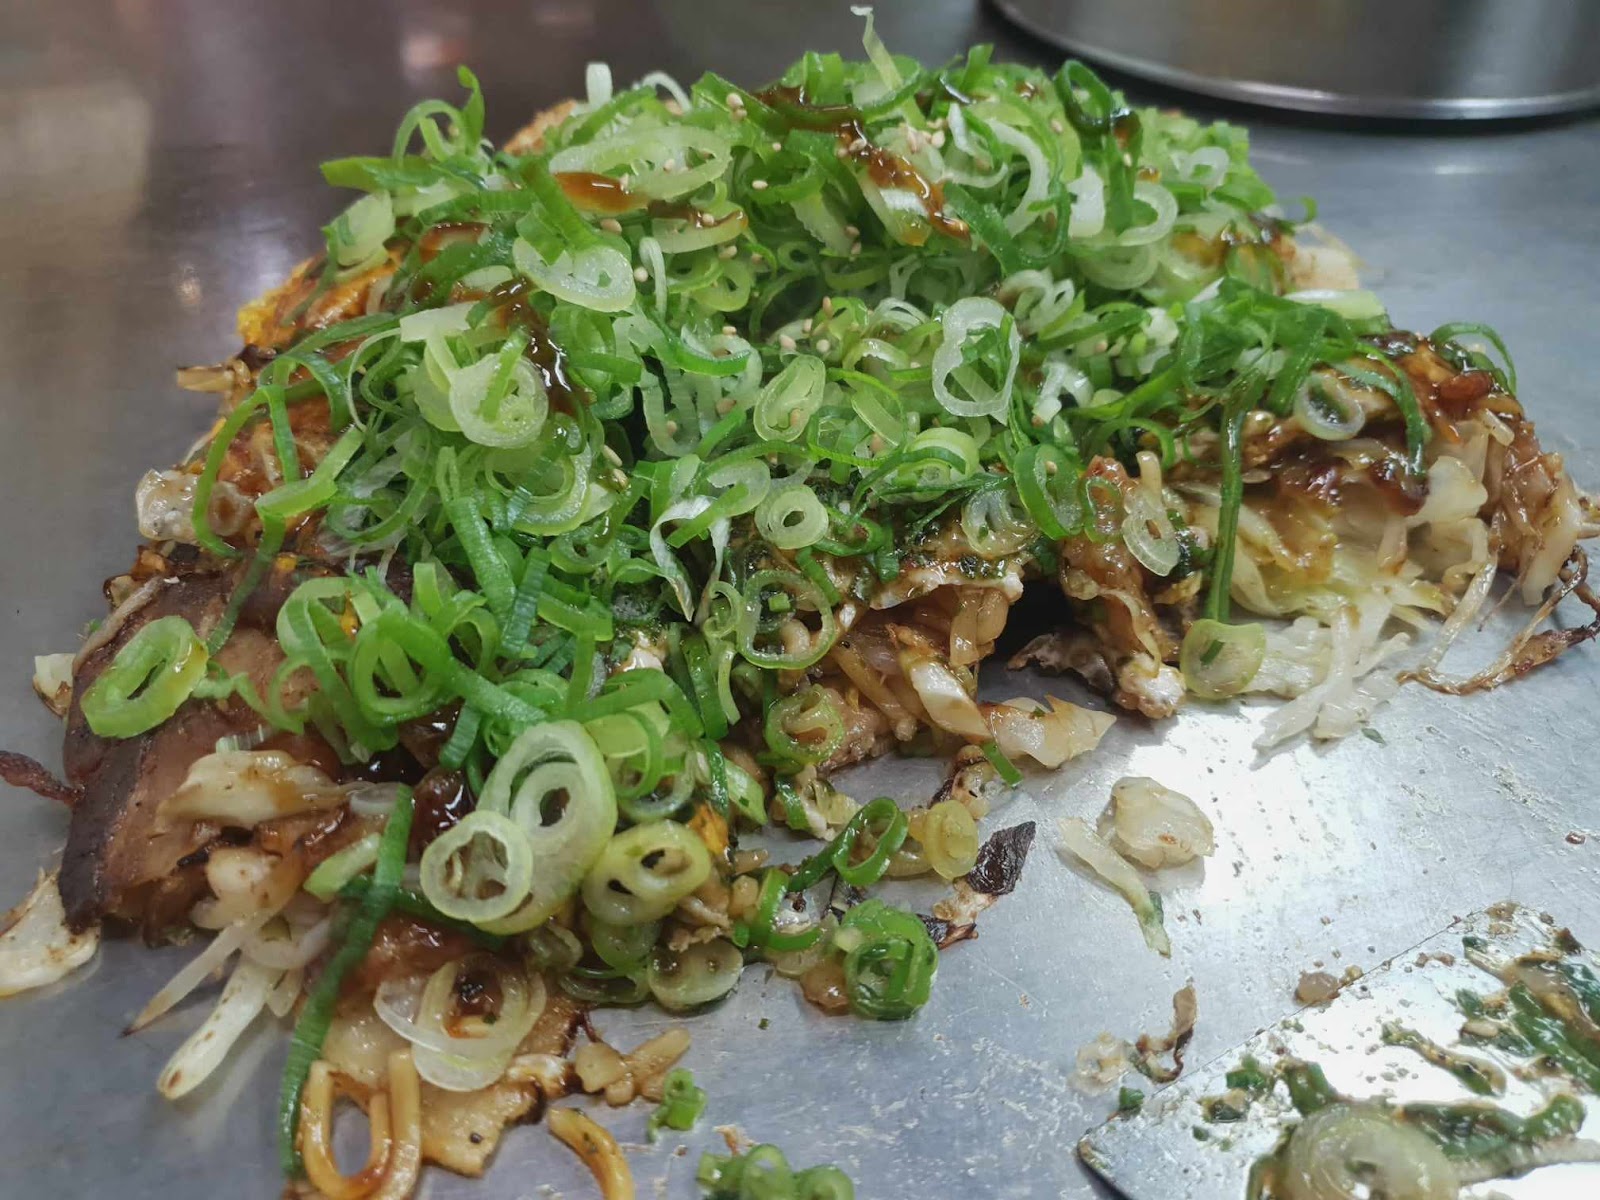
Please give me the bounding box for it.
[1070,1032,1132,1094]
[1567,831,1588,845]
[715,1125,752,1155]
[1133,983,1198,1084]
[1296,971,1342,1005]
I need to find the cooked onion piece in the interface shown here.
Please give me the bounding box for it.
[983,697,1114,768]
[135,468,200,541]
[1106,777,1214,869]
[195,847,293,929]
[31,653,74,718]
[373,957,545,1092]
[159,750,344,828]
[898,646,988,740]
[1058,818,1171,957]
[0,872,98,997]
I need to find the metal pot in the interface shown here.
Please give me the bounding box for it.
[991,0,1600,118]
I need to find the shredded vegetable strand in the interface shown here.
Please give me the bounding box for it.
[279,788,415,1176]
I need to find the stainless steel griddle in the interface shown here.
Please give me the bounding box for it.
[1,3,1597,1197]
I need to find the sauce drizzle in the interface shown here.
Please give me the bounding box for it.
[554,171,644,215]
[751,84,968,244]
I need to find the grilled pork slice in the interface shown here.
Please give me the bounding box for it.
[58,557,316,931]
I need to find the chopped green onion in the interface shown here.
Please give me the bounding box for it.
[836,899,938,1020]
[80,616,208,739]
[302,834,381,901]
[647,1067,707,1140]
[279,787,414,1177]
[789,797,908,892]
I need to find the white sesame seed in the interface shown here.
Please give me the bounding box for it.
[869,434,886,452]
[1050,118,1065,134]
[801,318,813,334]
[751,179,769,190]
[716,397,736,415]
[821,296,834,315]
[750,253,764,265]
[599,218,622,234]
[930,130,946,148]
[815,338,831,354]
[779,334,797,352]
[663,99,683,116]
[665,419,680,435]
[771,140,783,152]
[849,241,862,258]
[844,224,860,238]
[726,92,744,109]
[718,244,738,259]
[633,266,649,282]
[835,147,848,159]
[1031,415,1045,428]
[732,109,746,121]
[1045,460,1059,475]
[721,324,737,336]
[601,445,623,466]
[789,409,804,428]
[661,158,677,173]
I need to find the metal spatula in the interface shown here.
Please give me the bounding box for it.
[1078,903,1600,1199]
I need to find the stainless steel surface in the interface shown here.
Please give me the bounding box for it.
[1082,905,1600,1198]
[1,2,1598,1198]
[993,0,1600,118]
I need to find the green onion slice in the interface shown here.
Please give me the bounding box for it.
[80,616,208,739]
